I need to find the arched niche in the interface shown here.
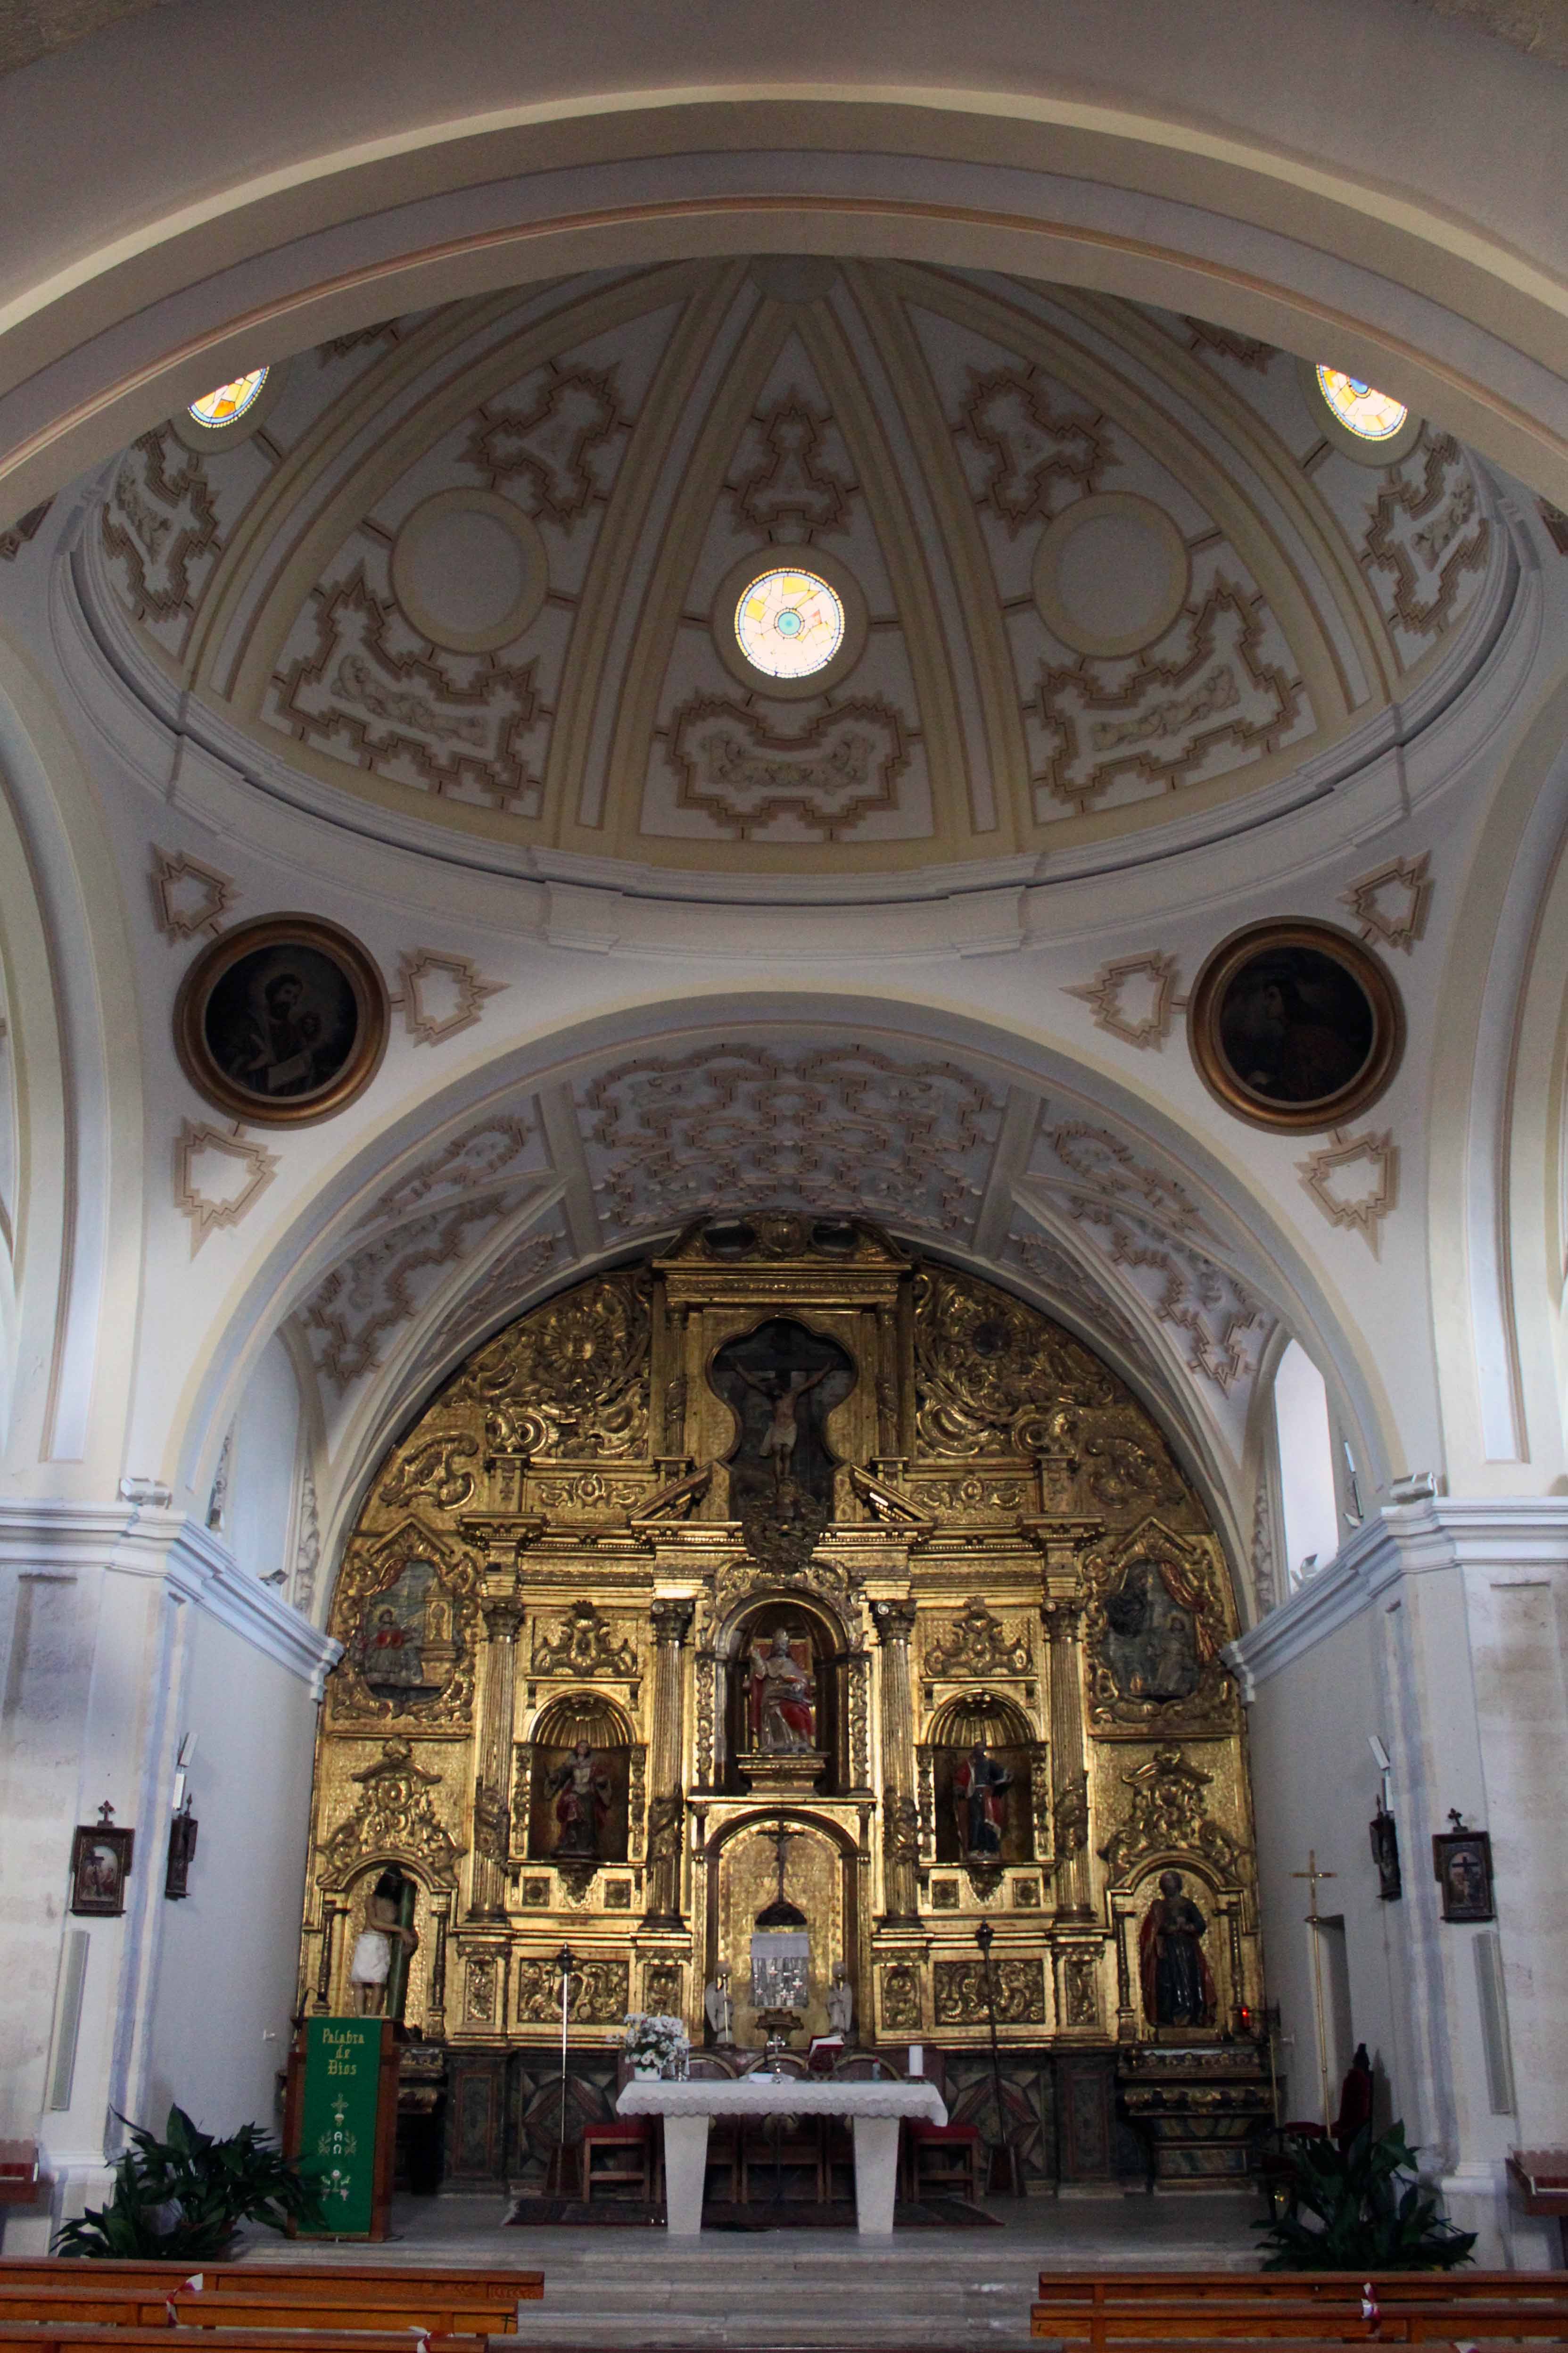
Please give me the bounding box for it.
[705,1808,861,2049]
[924,1691,1039,1871]
[719,1593,851,1797]
[524,1691,636,1881]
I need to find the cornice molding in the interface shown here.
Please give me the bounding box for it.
[0,1500,342,1696]
[1225,1494,1568,1695]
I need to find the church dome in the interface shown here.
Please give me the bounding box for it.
[83,257,1502,901]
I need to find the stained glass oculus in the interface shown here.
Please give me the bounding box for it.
[1314,366,1408,444]
[188,369,270,430]
[734,565,845,681]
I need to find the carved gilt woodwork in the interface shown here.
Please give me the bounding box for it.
[299,1218,1260,2044]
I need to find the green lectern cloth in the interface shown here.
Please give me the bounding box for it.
[296,2017,384,2237]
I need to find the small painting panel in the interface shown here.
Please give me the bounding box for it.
[175,914,388,1127]
[1188,919,1403,1133]
[70,1824,133,1916]
[1433,1825,1494,1922]
[355,1557,461,1708]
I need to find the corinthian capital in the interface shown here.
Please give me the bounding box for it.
[871,1598,918,1645]
[650,1597,695,1646]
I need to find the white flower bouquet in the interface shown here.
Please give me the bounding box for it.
[622,2011,690,2076]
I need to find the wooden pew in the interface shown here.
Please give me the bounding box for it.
[0,2288,513,2337]
[0,2333,487,2353]
[1038,2272,1568,2302]
[0,2271,536,2307]
[1030,2298,1568,2350]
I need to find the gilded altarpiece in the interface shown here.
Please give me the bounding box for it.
[300,1218,1262,2176]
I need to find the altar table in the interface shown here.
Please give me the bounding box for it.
[616,2075,947,2234]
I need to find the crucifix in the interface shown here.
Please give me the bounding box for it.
[1291,1849,1339,2129]
[766,1821,803,1908]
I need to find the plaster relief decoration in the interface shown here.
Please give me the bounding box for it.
[1033,586,1309,815]
[1083,1520,1238,1740]
[999,1214,1151,1375]
[666,696,912,841]
[1339,854,1433,953]
[924,1598,1033,1679]
[317,1738,463,1888]
[291,1464,322,1617]
[729,385,856,537]
[298,1190,544,1391]
[1359,436,1490,658]
[531,1601,639,1679]
[173,1118,279,1253]
[1066,1198,1265,1396]
[0,500,50,562]
[268,572,547,814]
[1065,953,1184,1050]
[1297,1128,1400,1255]
[578,1042,1001,1245]
[1097,1748,1247,1885]
[100,430,222,657]
[358,1113,541,1230]
[151,847,237,943]
[390,949,506,1046]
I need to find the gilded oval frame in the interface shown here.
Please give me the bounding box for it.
[1187,917,1403,1133]
[174,912,389,1127]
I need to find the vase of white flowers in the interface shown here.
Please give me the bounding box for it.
[623,2012,689,2079]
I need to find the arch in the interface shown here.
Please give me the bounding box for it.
[527,1690,635,1749]
[926,1690,1034,1749]
[4,7,1568,522]
[156,987,1401,1631]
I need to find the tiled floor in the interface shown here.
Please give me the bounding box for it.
[240,2187,1264,2348]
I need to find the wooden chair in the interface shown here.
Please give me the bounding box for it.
[907,2116,983,2203]
[580,2115,658,2204]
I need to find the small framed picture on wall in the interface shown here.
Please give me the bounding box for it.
[1433,1818,1494,1923]
[69,1824,134,1917]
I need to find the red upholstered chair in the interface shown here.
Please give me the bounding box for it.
[581,2115,658,2204]
[907,2116,983,2204]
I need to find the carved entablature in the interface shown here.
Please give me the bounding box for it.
[1096,1747,1249,1889]
[1082,1517,1239,1740]
[325,1517,480,1730]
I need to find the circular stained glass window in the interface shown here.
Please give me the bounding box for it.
[734,565,846,681]
[1314,366,1408,443]
[188,368,270,430]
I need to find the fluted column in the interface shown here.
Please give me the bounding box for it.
[643,1598,694,1927]
[872,1599,921,1924]
[469,1598,523,1920]
[1043,1598,1093,1919]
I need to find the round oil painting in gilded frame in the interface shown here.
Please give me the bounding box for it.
[1187,919,1403,1134]
[175,913,389,1127]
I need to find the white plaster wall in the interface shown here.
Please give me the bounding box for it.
[1465,1565,1568,2160]
[141,1607,319,2139]
[0,1567,97,2137]
[1245,1612,1407,2134]
[225,1336,301,1588]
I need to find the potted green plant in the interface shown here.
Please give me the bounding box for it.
[54,2105,325,2259]
[1255,2121,1477,2271]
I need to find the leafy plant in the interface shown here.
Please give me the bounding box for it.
[1256,2121,1477,2271]
[54,2104,325,2259]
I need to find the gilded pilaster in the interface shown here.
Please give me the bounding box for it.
[470,1597,523,1919]
[644,1597,694,1926]
[872,1598,920,1924]
[1043,1596,1094,1920]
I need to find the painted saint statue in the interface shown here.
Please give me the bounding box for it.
[953,1740,1012,1858]
[550,1740,612,1857]
[749,1628,816,1753]
[1138,1868,1217,2028]
[348,1866,418,2018]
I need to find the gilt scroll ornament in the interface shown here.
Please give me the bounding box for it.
[318,1738,462,1888]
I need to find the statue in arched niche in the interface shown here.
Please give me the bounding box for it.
[750,1625,816,1753]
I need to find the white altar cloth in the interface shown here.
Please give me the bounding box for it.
[617,2076,947,2235]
